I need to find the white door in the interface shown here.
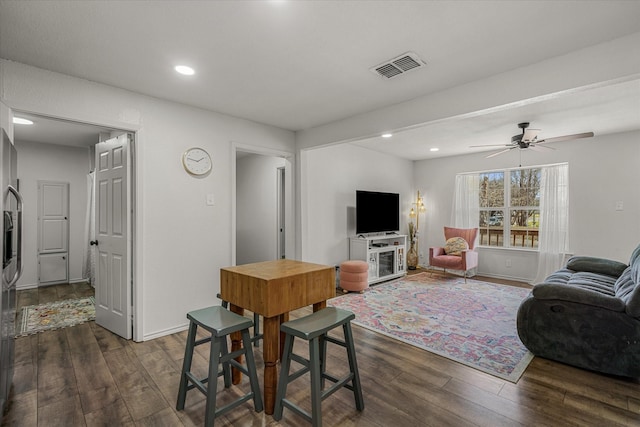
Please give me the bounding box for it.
[37,181,69,284]
[95,134,131,339]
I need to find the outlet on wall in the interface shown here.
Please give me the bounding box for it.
[505,258,512,268]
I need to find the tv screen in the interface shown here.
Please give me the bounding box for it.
[356,190,400,234]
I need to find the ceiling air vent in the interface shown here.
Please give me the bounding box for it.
[370,52,426,79]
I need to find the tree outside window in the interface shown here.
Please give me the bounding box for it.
[479,168,541,248]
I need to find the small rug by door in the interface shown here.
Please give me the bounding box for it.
[16,297,96,337]
[329,273,533,382]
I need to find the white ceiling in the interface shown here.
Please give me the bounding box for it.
[2,0,640,158]
[354,78,640,160]
[10,113,115,147]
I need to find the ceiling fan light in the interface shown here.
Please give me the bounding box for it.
[175,65,195,76]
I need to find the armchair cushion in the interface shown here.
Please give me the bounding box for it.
[444,237,468,256]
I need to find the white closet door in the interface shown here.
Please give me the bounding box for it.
[38,181,69,284]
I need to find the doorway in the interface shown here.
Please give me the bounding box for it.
[233,144,294,265]
[12,112,138,340]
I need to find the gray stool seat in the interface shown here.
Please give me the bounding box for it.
[274,307,364,427]
[176,306,263,426]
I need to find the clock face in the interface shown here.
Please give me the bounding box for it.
[182,148,212,176]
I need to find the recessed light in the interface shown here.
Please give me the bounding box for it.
[175,65,195,76]
[381,133,392,138]
[13,117,34,125]
[430,148,439,152]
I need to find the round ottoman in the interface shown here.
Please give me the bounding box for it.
[340,260,369,293]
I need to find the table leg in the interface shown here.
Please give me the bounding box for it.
[229,304,244,385]
[313,301,327,312]
[263,315,280,415]
[279,312,289,360]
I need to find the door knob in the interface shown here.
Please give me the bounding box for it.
[90,240,98,246]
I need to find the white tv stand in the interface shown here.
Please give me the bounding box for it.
[349,234,407,285]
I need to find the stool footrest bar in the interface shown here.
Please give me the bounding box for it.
[282,398,313,423]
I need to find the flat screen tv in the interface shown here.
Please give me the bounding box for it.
[356,190,400,235]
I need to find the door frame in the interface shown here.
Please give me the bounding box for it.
[276,166,285,259]
[9,107,143,342]
[231,142,295,266]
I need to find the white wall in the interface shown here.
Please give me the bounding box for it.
[236,153,285,264]
[303,143,414,266]
[1,59,295,340]
[14,140,91,288]
[414,130,640,282]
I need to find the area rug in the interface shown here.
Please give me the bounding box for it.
[16,297,96,337]
[329,273,533,382]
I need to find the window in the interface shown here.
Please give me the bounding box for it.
[478,168,541,249]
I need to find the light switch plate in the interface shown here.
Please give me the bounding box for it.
[206,194,215,206]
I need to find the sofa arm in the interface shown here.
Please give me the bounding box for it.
[566,256,628,278]
[532,282,626,312]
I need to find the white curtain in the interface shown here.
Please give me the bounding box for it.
[452,173,480,230]
[532,163,569,284]
[82,171,96,286]
[451,173,480,276]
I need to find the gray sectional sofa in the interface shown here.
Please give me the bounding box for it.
[517,244,640,377]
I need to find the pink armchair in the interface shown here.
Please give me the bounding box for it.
[429,227,479,282]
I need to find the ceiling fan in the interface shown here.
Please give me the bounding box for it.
[471,122,594,158]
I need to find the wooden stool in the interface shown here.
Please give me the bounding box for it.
[217,293,263,346]
[176,306,263,426]
[340,260,369,293]
[273,307,364,427]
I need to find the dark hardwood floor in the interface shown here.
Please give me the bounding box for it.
[2,276,639,426]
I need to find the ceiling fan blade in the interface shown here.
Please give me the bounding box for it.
[469,144,511,148]
[538,132,594,144]
[485,147,514,158]
[522,128,541,142]
[528,144,556,152]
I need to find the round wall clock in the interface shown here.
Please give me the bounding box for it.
[182,147,212,176]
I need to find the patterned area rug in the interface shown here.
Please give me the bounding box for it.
[329,273,533,382]
[16,297,96,337]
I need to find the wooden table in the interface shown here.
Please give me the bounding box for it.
[220,259,335,415]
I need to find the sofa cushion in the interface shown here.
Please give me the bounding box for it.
[543,269,618,294]
[630,243,640,265]
[615,261,640,317]
[566,256,628,278]
[444,237,468,256]
[543,268,575,285]
[566,272,617,296]
[532,282,626,312]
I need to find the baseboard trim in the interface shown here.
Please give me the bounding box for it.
[477,271,533,284]
[143,323,189,341]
